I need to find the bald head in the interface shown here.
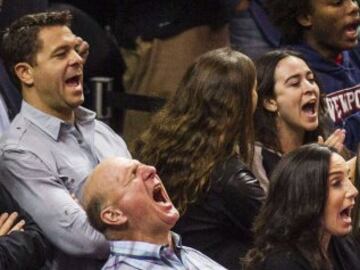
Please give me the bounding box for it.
[83,157,127,208]
[83,157,179,242]
[82,157,134,234]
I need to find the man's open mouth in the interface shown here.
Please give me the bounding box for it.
[153,184,168,203]
[65,75,81,87]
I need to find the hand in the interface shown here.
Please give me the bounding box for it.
[0,212,25,236]
[318,129,346,153]
[75,36,90,63]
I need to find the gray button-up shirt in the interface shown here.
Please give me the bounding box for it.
[0,101,131,270]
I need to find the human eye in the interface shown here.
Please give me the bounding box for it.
[330,177,343,188]
[130,167,137,180]
[287,78,300,87]
[330,0,343,5]
[54,50,67,59]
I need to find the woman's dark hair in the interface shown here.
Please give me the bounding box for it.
[134,47,256,213]
[244,143,335,270]
[265,0,312,44]
[254,49,329,153]
[352,145,360,237]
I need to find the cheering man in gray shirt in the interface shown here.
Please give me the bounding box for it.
[0,10,131,269]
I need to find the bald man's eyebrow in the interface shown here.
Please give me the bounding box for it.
[123,163,139,186]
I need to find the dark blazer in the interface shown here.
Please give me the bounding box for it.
[0,182,49,269]
[0,59,21,120]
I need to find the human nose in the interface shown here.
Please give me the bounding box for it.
[68,49,84,66]
[303,81,318,96]
[346,179,358,199]
[138,164,157,181]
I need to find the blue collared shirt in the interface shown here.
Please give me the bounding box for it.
[102,233,227,270]
[0,101,131,270]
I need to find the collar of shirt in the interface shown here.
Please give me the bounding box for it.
[20,101,96,141]
[109,232,183,260]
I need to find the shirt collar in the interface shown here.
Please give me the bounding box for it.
[21,101,96,141]
[109,232,183,259]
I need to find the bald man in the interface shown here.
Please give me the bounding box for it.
[82,157,226,270]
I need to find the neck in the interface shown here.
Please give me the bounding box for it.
[304,33,341,62]
[277,121,304,154]
[23,90,75,123]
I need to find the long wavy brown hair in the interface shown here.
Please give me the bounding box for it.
[134,47,256,213]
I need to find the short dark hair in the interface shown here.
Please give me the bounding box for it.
[265,0,312,43]
[244,143,335,270]
[1,10,72,89]
[254,49,328,153]
[85,195,107,234]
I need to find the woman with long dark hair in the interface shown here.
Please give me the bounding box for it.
[134,47,264,269]
[253,49,344,192]
[245,143,360,270]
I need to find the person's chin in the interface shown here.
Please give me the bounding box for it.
[304,122,318,131]
[159,207,180,228]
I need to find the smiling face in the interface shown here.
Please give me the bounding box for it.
[301,0,360,58]
[267,55,320,136]
[323,153,358,236]
[20,25,84,121]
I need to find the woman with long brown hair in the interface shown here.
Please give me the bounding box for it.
[134,47,264,269]
[244,144,360,270]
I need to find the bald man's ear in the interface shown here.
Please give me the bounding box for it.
[14,62,34,86]
[100,206,128,226]
[263,98,278,112]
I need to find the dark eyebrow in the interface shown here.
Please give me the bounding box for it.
[284,74,300,84]
[284,70,314,84]
[306,70,314,77]
[328,170,345,178]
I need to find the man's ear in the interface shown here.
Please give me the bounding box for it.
[297,13,313,28]
[100,206,128,226]
[263,98,278,112]
[14,62,34,86]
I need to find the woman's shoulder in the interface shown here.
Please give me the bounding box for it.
[260,249,311,270]
[210,155,265,201]
[330,235,360,270]
[211,155,257,186]
[212,155,251,179]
